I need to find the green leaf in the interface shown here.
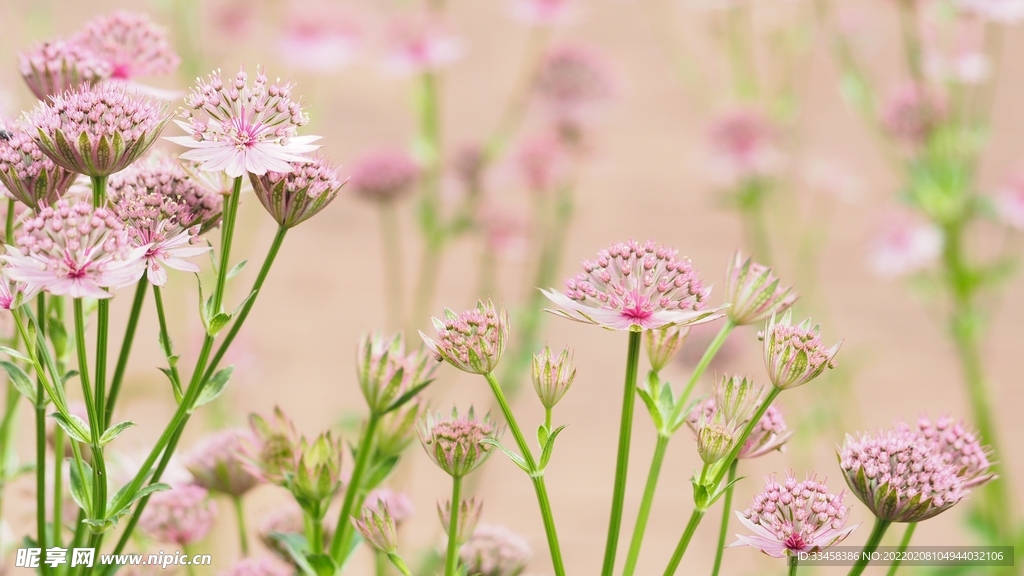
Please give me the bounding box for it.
[635,387,662,432]
[306,554,338,576]
[539,425,567,470]
[69,461,94,515]
[271,532,317,576]
[62,370,79,385]
[382,380,433,414]
[206,312,232,337]
[363,454,400,491]
[226,259,248,279]
[230,289,259,318]
[193,366,234,409]
[0,346,31,362]
[157,367,184,404]
[109,482,170,518]
[0,360,37,405]
[51,412,90,444]
[99,421,136,447]
[479,439,531,474]
[537,424,549,448]
[46,317,68,359]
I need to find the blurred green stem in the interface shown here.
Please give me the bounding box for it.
[410,72,445,330]
[711,461,739,576]
[443,476,463,576]
[330,413,380,559]
[233,496,249,557]
[621,434,669,576]
[885,522,916,576]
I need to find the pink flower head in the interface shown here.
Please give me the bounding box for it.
[184,428,263,497]
[510,0,576,26]
[881,83,947,147]
[542,239,721,331]
[0,268,40,310]
[534,44,615,130]
[724,252,797,326]
[689,399,792,460]
[18,40,112,101]
[167,66,321,178]
[418,407,502,478]
[280,3,362,72]
[365,487,415,524]
[138,484,217,546]
[218,558,292,576]
[73,11,180,80]
[249,155,343,228]
[347,148,420,203]
[0,119,77,210]
[957,0,1024,23]
[839,425,970,522]
[357,332,437,414]
[758,310,842,390]
[706,108,782,186]
[460,524,532,576]
[1,200,146,299]
[730,472,858,558]
[515,132,569,193]
[382,15,463,76]
[868,211,943,278]
[111,155,223,231]
[421,300,510,375]
[914,415,995,490]
[27,84,170,177]
[995,172,1024,230]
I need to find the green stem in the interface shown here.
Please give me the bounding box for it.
[789,556,799,576]
[53,427,63,548]
[885,522,916,576]
[375,551,389,576]
[484,373,566,576]
[233,496,249,557]
[443,476,463,576]
[378,204,405,330]
[212,176,243,316]
[0,378,18,543]
[5,198,15,244]
[388,553,414,576]
[310,507,325,555]
[711,461,738,576]
[713,388,781,487]
[95,300,108,431]
[662,509,705,576]
[330,412,381,559]
[847,517,891,576]
[73,299,106,525]
[669,320,736,430]
[90,175,107,208]
[153,286,182,399]
[409,71,445,331]
[601,331,643,576]
[105,281,148,423]
[36,377,48,572]
[621,434,670,576]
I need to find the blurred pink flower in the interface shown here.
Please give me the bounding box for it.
[167,67,321,178]
[364,487,415,524]
[2,201,146,299]
[73,11,180,80]
[510,0,576,26]
[881,83,946,146]
[348,148,420,203]
[280,4,362,72]
[0,119,78,210]
[926,51,991,85]
[958,0,1024,23]
[18,40,112,101]
[534,44,615,130]
[184,428,263,497]
[515,132,569,193]
[868,211,943,278]
[995,172,1024,229]
[382,16,463,76]
[706,108,782,187]
[139,485,217,546]
[460,524,532,576]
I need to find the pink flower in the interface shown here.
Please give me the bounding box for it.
[881,83,947,146]
[249,155,343,227]
[184,428,263,497]
[218,558,292,576]
[138,485,217,546]
[706,108,782,186]
[958,0,1024,23]
[915,415,995,490]
[0,270,40,310]
[18,41,112,101]
[73,11,180,80]
[421,300,510,375]
[995,172,1024,229]
[347,148,420,203]
[460,524,532,576]
[542,239,720,331]
[27,84,170,177]
[382,15,463,76]
[1,200,146,299]
[0,119,77,210]
[689,400,791,460]
[868,211,943,278]
[280,3,362,73]
[731,472,858,558]
[418,407,502,478]
[758,310,842,391]
[166,66,321,178]
[534,44,615,130]
[510,0,576,26]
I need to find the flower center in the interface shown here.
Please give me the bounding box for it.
[784,532,807,552]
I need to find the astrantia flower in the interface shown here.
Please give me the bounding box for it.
[347,148,419,203]
[111,154,223,232]
[138,485,217,546]
[881,84,947,147]
[73,11,180,80]
[724,252,797,326]
[868,211,943,278]
[280,5,362,73]
[421,300,510,375]
[460,524,532,576]
[689,399,791,460]
[352,501,400,554]
[2,200,146,299]
[181,159,254,197]
[731,472,858,558]
[0,269,40,310]
[27,84,170,177]
[249,155,343,227]
[531,345,576,410]
[365,487,415,524]
[758,310,841,390]
[184,428,263,497]
[0,120,77,210]
[18,40,112,101]
[839,426,968,523]
[534,44,614,128]
[706,108,782,186]
[418,407,502,478]
[542,239,720,331]
[357,332,436,414]
[166,66,320,178]
[439,496,483,546]
[914,415,995,490]
[382,16,463,76]
[218,558,292,576]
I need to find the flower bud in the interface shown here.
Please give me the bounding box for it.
[696,413,737,465]
[438,496,483,546]
[644,326,688,372]
[724,252,797,326]
[357,332,435,414]
[531,345,576,410]
[421,300,509,375]
[758,310,842,390]
[352,501,399,554]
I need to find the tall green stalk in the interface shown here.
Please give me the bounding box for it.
[329,412,380,559]
[233,496,249,557]
[710,461,739,576]
[621,434,669,576]
[662,509,705,576]
[443,476,463,576]
[378,205,405,330]
[105,281,148,423]
[847,517,891,576]
[35,373,48,575]
[885,522,915,576]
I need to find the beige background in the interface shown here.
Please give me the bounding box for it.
[1,0,1022,574]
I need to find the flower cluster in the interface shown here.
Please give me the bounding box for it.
[73,11,180,80]
[0,119,77,209]
[689,378,792,461]
[439,496,484,546]
[347,149,420,204]
[18,41,113,101]
[249,155,343,228]
[184,428,263,497]
[724,252,797,326]
[422,300,510,375]
[138,485,217,546]
[357,332,436,414]
[758,310,842,390]
[418,407,501,478]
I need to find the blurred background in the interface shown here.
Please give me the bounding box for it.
[1,0,1023,574]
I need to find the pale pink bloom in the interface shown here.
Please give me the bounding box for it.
[111,155,223,232]
[724,252,797,326]
[759,310,842,391]
[731,472,858,558]
[534,44,615,130]
[460,524,532,576]
[0,270,40,310]
[280,3,362,72]
[881,83,947,146]
[1,201,146,299]
[181,159,254,197]
[994,172,1024,229]
[138,485,217,546]
[543,239,721,331]
[73,11,180,80]
[249,155,343,227]
[510,0,576,26]
[958,0,1024,23]
[0,119,77,210]
[868,211,943,278]
[418,407,502,478]
[27,84,170,177]
[347,148,420,203]
[382,15,463,76]
[184,428,263,497]
[364,488,415,524]
[706,108,782,186]
[515,133,569,193]
[915,415,995,490]
[218,558,292,576]
[421,301,510,375]
[166,66,321,178]
[18,40,112,101]
[689,400,791,460]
